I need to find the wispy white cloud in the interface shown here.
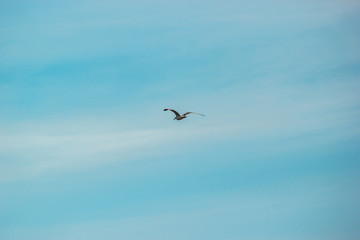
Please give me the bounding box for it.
[1,78,358,182]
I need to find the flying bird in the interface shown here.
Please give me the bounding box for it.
[164,108,205,120]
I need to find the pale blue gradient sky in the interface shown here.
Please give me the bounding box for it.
[1,0,360,239]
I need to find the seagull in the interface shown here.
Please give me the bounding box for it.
[164,108,205,120]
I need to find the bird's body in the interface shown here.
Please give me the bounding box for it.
[164,109,205,120]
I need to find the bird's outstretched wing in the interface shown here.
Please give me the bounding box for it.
[164,108,180,117]
[184,112,205,117]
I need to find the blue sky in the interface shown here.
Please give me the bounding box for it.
[1,0,360,239]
